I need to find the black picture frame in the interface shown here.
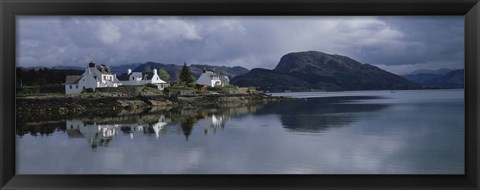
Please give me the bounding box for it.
[1,0,479,189]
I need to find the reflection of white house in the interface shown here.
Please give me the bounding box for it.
[66,120,119,148]
[211,114,226,129]
[65,62,122,94]
[196,69,229,87]
[65,115,171,148]
[117,67,169,90]
[151,115,169,139]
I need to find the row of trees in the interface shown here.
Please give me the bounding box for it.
[16,68,84,87]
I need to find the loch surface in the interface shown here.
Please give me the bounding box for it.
[16,89,464,174]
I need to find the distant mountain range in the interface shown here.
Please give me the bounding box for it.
[402,69,464,89]
[126,62,249,81]
[231,51,419,92]
[405,68,455,75]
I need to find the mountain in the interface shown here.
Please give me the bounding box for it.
[189,64,249,79]
[422,69,464,89]
[402,73,442,84]
[402,69,464,89]
[231,51,419,92]
[110,63,142,74]
[406,68,454,75]
[231,68,312,92]
[52,65,84,70]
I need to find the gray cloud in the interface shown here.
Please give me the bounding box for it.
[17,16,463,74]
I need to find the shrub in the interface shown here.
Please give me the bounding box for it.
[207,86,222,91]
[223,84,236,88]
[145,83,158,88]
[84,88,94,93]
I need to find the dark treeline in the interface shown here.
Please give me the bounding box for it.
[16,68,84,86]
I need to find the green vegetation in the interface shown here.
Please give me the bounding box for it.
[143,84,162,94]
[179,63,195,85]
[158,68,171,82]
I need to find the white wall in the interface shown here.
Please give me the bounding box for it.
[65,84,83,94]
[197,73,222,87]
[81,74,98,91]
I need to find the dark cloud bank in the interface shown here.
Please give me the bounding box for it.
[17,16,463,75]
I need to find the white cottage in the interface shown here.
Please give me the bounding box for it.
[196,69,230,87]
[117,68,169,90]
[65,62,122,94]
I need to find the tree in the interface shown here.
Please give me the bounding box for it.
[179,62,195,84]
[180,117,196,141]
[158,68,170,82]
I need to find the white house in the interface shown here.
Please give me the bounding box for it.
[65,62,122,94]
[118,68,169,90]
[196,69,230,87]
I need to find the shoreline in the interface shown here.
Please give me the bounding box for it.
[16,92,291,121]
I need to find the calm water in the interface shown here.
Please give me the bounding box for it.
[16,89,464,174]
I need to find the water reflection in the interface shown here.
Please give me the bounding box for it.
[18,104,264,148]
[254,96,390,132]
[17,96,392,147]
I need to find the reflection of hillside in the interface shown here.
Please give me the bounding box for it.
[254,96,390,133]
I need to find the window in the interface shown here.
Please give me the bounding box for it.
[76,85,78,89]
[69,85,72,89]
[132,77,134,80]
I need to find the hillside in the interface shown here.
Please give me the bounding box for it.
[423,69,464,89]
[402,69,464,89]
[402,73,442,84]
[230,68,313,92]
[231,51,419,92]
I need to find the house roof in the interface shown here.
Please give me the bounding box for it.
[142,72,155,80]
[118,71,157,81]
[96,65,112,74]
[65,75,82,84]
[117,73,129,81]
[128,72,147,80]
[202,70,229,81]
[222,76,229,82]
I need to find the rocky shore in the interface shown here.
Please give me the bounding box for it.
[16,90,290,121]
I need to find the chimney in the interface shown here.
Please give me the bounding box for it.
[203,67,207,73]
[127,69,132,75]
[89,61,96,68]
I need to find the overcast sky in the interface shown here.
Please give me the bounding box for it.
[17,16,463,75]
